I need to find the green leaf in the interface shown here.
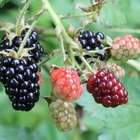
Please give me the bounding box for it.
[76,65,140,140]
[0,125,32,140]
[0,0,9,8]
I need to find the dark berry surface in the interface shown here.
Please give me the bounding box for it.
[86,68,128,107]
[0,57,40,111]
[0,28,44,62]
[77,30,110,63]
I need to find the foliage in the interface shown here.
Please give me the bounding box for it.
[0,0,140,140]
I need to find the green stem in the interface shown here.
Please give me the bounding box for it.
[59,35,66,61]
[35,27,56,37]
[60,12,95,19]
[42,0,82,71]
[104,28,140,34]
[15,0,31,34]
[78,53,93,73]
[43,65,50,74]
[42,0,64,29]
[27,6,46,23]
[67,46,82,71]
[85,47,110,55]
[126,60,140,72]
[38,49,61,67]
[17,21,36,58]
[42,0,79,50]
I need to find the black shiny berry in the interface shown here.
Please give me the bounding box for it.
[0,28,44,62]
[77,30,110,63]
[20,28,44,62]
[0,39,10,50]
[95,32,105,41]
[12,36,22,46]
[0,56,40,111]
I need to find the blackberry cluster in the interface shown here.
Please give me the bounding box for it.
[0,28,44,62]
[77,30,110,63]
[0,57,40,111]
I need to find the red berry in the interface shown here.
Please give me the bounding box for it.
[50,68,83,101]
[86,68,128,107]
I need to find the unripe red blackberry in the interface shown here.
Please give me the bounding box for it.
[86,68,128,107]
[0,57,40,111]
[110,34,140,61]
[50,67,83,101]
[49,99,77,131]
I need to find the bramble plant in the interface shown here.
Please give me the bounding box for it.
[0,0,140,135]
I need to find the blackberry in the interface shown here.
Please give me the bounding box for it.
[49,99,77,131]
[0,39,10,51]
[87,68,128,107]
[21,28,44,62]
[0,57,40,111]
[77,30,110,64]
[0,28,44,62]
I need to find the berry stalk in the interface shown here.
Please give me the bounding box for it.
[60,12,95,19]
[17,21,36,58]
[15,0,31,34]
[126,60,140,73]
[77,52,93,73]
[41,0,80,62]
[42,0,94,72]
[38,49,61,67]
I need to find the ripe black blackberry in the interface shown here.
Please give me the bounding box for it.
[0,28,44,62]
[0,56,40,111]
[21,28,44,62]
[77,30,110,63]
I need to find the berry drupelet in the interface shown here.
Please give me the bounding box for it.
[0,28,44,62]
[86,68,128,107]
[0,56,40,111]
[76,30,110,63]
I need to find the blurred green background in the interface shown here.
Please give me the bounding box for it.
[0,0,140,140]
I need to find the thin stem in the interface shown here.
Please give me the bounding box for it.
[78,53,93,73]
[104,28,140,34]
[59,35,66,61]
[38,49,61,67]
[27,6,46,23]
[16,0,31,34]
[42,0,82,72]
[35,26,56,37]
[42,0,63,29]
[126,60,140,72]
[17,21,36,58]
[43,65,50,74]
[42,0,79,50]
[85,47,110,55]
[60,12,94,19]
[68,46,82,71]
